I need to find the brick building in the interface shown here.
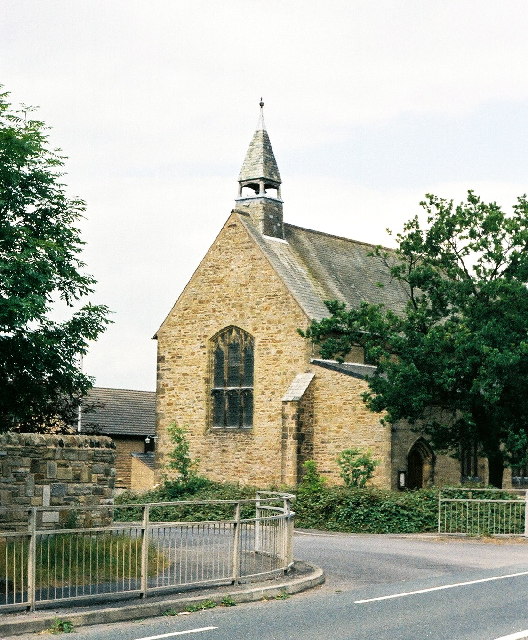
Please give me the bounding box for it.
[154,105,485,490]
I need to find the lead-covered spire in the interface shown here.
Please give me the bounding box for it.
[235,100,284,239]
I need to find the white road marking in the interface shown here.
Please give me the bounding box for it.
[493,631,528,640]
[354,570,528,604]
[134,627,217,640]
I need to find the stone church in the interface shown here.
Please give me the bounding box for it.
[154,106,490,490]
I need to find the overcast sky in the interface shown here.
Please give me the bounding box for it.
[2,1,528,391]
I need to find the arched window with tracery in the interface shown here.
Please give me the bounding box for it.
[210,326,254,429]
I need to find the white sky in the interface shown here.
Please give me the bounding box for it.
[2,0,528,391]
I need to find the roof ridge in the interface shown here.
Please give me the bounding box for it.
[284,222,395,253]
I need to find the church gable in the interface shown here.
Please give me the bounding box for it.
[156,211,310,340]
[155,212,314,486]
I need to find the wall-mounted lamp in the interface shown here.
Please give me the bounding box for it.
[145,435,158,445]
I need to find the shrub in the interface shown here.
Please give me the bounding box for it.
[115,480,258,522]
[337,448,379,488]
[166,424,198,482]
[294,486,439,533]
[298,460,325,494]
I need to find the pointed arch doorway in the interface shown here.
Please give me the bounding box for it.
[407,438,435,489]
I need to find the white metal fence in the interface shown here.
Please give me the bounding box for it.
[438,488,528,536]
[0,492,295,612]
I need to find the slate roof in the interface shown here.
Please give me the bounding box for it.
[311,359,377,380]
[238,128,281,184]
[81,387,156,437]
[131,452,156,469]
[238,214,409,321]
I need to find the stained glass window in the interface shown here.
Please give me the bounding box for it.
[210,327,254,429]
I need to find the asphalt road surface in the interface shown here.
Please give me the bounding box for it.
[9,531,528,640]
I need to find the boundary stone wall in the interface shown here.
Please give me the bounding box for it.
[0,433,116,530]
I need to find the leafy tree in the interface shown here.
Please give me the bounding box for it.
[303,192,528,486]
[0,89,110,432]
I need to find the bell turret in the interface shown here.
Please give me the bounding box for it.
[235,100,284,239]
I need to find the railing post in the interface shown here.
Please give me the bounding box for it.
[255,492,262,553]
[524,490,528,538]
[140,504,150,598]
[284,497,294,571]
[231,502,241,584]
[27,508,37,612]
[437,490,442,534]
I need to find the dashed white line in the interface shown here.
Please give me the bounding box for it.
[134,627,217,640]
[493,631,528,640]
[354,570,528,604]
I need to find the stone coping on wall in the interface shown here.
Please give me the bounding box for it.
[0,432,115,448]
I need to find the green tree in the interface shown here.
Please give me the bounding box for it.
[0,89,110,432]
[303,192,528,486]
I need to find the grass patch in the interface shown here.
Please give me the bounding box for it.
[0,533,167,588]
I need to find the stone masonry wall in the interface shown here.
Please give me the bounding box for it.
[130,456,156,493]
[156,212,313,487]
[0,433,115,530]
[306,365,392,488]
[112,436,145,489]
[391,423,487,489]
[155,211,397,488]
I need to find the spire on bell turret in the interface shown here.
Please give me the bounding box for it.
[235,100,284,239]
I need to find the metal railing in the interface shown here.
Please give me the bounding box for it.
[0,492,295,612]
[438,488,528,536]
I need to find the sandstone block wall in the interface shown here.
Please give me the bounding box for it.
[156,212,398,490]
[156,213,312,487]
[0,433,115,530]
[130,456,156,493]
[112,436,145,488]
[306,365,391,487]
[391,424,488,489]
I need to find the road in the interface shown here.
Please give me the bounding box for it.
[9,531,528,640]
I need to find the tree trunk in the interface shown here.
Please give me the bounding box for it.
[487,449,504,488]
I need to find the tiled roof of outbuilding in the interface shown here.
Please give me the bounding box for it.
[238,214,409,321]
[81,387,156,437]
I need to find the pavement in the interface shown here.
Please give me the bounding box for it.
[0,561,324,638]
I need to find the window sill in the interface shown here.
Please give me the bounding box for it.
[210,426,253,431]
